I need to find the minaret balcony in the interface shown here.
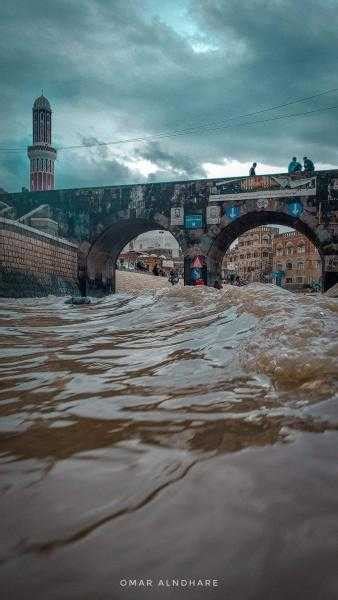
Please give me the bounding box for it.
[27,145,57,160]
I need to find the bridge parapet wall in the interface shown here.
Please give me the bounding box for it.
[0,218,79,298]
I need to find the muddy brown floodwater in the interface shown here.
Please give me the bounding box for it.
[0,283,337,600]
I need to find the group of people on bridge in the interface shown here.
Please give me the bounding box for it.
[249,156,315,177]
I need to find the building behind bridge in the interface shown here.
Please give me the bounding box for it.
[223,226,278,283]
[273,230,321,291]
[223,226,321,290]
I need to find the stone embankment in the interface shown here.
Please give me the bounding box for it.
[0,217,79,297]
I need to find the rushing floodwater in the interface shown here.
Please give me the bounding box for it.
[0,284,337,600]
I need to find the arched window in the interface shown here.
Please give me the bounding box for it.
[298,245,305,254]
[286,262,293,269]
[287,245,293,255]
[276,246,283,256]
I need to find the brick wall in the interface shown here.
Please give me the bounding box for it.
[0,218,79,297]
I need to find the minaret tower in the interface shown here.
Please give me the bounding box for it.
[27,93,57,191]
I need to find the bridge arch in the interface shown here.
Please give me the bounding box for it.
[82,218,186,295]
[205,210,330,291]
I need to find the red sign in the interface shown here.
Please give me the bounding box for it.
[192,256,204,269]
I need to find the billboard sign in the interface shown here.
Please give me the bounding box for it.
[209,175,316,202]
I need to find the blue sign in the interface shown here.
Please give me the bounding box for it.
[184,214,203,229]
[288,199,303,217]
[224,205,240,220]
[190,268,201,281]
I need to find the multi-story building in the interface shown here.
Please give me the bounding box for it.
[273,231,321,290]
[223,226,279,282]
[223,226,322,290]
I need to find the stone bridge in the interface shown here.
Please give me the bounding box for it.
[1,169,337,294]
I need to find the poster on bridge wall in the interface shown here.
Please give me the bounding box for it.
[206,205,221,224]
[208,175,317,202]
[170,207,184,226]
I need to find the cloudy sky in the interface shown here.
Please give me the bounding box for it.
[1,0,338,192]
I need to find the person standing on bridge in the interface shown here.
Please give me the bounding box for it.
[303,156,315,174]
[288,157,302,174]
[249,162,257,176]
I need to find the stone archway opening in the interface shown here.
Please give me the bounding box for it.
[206,211,327,292]
[83,218,184,296]
[115,229,183,293]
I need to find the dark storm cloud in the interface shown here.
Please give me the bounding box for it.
[135,142,207,178]
[0,0,337,191]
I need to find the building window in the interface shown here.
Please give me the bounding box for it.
[297,262,304,270]
[297,277,303,283]
[298,245,305,254]
[276,247,283,256]
[286,262,293,269]
[286,277,293,283]
[287,246,293,255]
[263,252,268,257]
[276,263,283,270]
[247,253,251,258]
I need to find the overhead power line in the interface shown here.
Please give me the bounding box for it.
[0,87,337,153]
[60,104,338,149]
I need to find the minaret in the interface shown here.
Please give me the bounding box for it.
[27,93,57,191]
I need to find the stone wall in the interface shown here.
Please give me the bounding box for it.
[0,218,79,298]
